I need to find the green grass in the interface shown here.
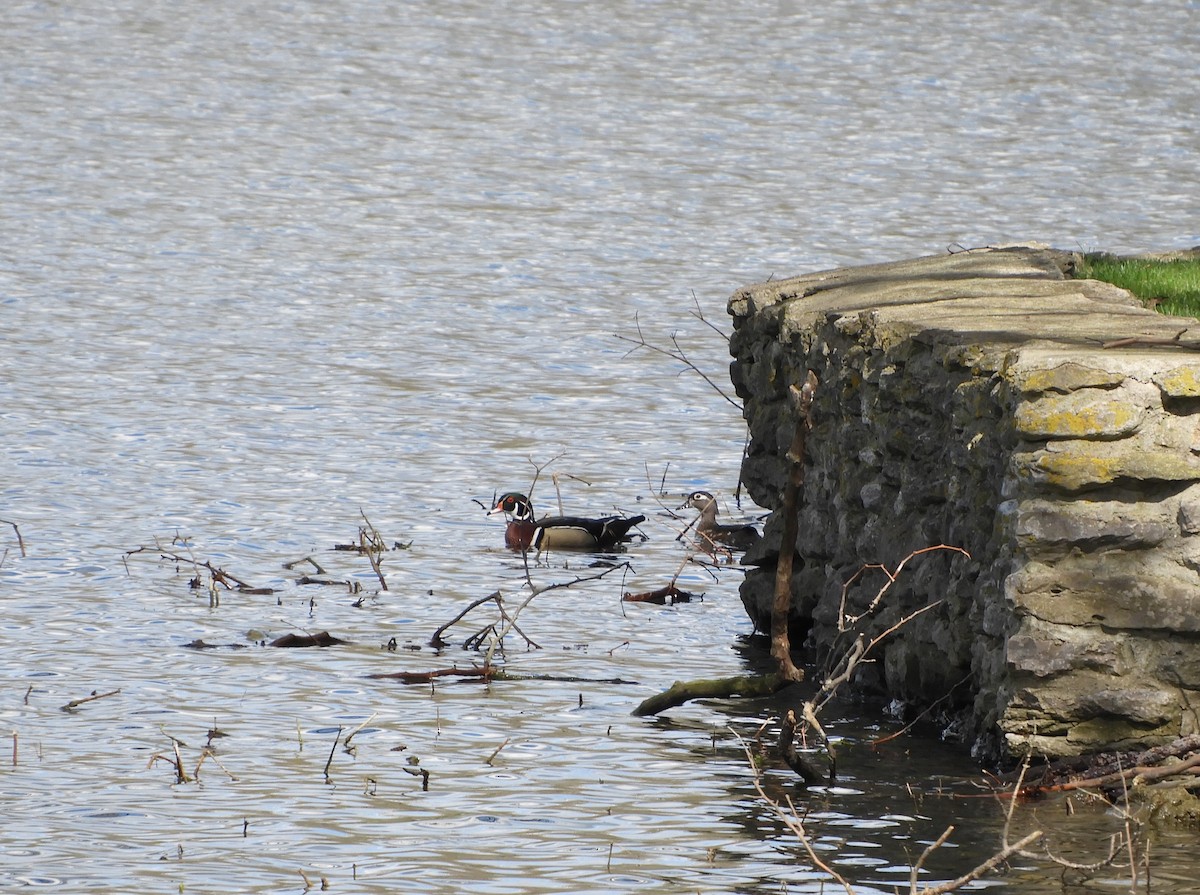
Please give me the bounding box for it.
[1074,253,1200,318]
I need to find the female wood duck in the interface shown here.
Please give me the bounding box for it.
[488,492,645,552]
[680,490,761,551]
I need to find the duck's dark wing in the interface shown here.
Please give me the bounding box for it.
[706,522,761,551]
[533,514,646,550]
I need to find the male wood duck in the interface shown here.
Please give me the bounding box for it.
[680,490,761,551]
[488,492,646,552]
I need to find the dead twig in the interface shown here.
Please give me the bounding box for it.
[838,545,970,630]
[193,747,238,783]
[1,519,27,557]
[359,510,389,591]
[744,728,1045,894]
[368,665,501,685]
[504,560,633,636]
[485,738,511,766]
[780,601,942,783]
[522,452,567,507]
[1017,751,1200,797]
[172,741,192,783]
[61,688,121,713]
[774,538,963,778]
[616,311,742,410]
[915,826,1044,895]
[738,731,856,895]
[1102,328,1189,349]
[430,591,503,647]
[688,289,731,341]
[124,545,266,594]
[323,727,343,780]
[548,470,593,517]
[284,556,327,575]
[430,590,539,651]
[343,712,378,752]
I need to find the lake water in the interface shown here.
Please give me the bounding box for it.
[2,1,1198,892]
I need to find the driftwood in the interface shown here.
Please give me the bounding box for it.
[622,584,698,604]
[183,639,248,650]
[60,688,121,712]
[631,672,789,717]
[368,666,503,685]
[1001,734,1200,798]
[368,666,638,688]
[1033,752,1200,795]
[778,708,829,785]
[269,631,348,648]
[283,556,327,575]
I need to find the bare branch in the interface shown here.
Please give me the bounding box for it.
[1,518,27,557]
[915,828,1043,895]
[358,510,388,591]
[839,545,970,630]
[688,289,731,341]
[744,726,1049,895]
[911,825,956,892]
[523,452,567,504]
[616,311,742,410]
[61,688,121,712]
[737,732,856,895]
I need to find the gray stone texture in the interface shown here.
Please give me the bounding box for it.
[728,245,1200,761]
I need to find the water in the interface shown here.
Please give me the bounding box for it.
[2,0,1198,892]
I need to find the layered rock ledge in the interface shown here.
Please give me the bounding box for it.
[728,245,1200,761]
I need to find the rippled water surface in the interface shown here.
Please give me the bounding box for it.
[2,1,1198,892]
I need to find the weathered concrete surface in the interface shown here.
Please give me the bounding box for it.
[728,245,1200,761]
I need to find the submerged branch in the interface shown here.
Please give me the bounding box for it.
[632,673,789,717]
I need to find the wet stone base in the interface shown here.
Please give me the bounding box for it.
[727,244,1200,761]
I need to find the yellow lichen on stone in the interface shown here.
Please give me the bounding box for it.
[1155,366,1200,398]
[1025,445,1200,491]
[1015,398,1144,439]
[1032,452,1124,490]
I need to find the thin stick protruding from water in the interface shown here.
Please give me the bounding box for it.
[1,519,26,557]
[323,727,343,780]
[485,738,511,766]
[60,688,121,712]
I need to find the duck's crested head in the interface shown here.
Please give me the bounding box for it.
[489,492,535,521]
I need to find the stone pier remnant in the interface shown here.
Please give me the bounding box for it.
[728,245,1200,760]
